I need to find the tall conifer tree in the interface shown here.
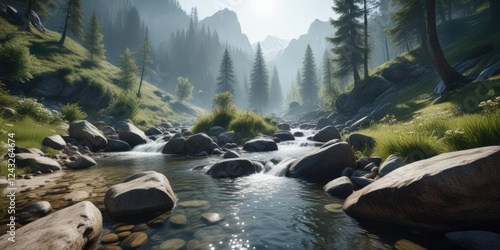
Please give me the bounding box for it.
[249,43,269,113]
[216,48,236,95]
[137,27,153,97]
[119,48,137,90]
[84,12,105,64]
[59,0,83,45]
[269,65,283,110]
[301,45,319,108]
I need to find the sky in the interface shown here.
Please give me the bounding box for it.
[177,0,335,43]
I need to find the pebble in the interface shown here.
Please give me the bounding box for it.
[133,223,150,232]
[159,238,186,250]
[177,200,210,208]
[117,231,131,240]
[148,212,171,227]
[324,203,343,213]
[115,225,135,233]
[394,239,427,250]
[170,214,187,228]
[121,232,148,249]
[101,234,119,244]
[24,175,34,179]
[200,213,225,224]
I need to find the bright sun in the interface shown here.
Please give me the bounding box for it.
[251,0,275,15]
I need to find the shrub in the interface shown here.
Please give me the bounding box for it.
[228,111,277,141]
[107,92,140,120]
[15,98,62,124]
[61,103,87,122]
[176,77,193,102]
[0,41,33,82]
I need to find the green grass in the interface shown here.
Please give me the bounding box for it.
[0,17,193,128]
[60,103,87,122]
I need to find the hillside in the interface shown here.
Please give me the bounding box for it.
[0,16,200,127]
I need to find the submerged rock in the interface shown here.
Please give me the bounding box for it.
[66,155,97,169]
[446,230,500,250]
[200,213,225,224]
[0,201,102,250]
[105,171,176,217]
[207,159,263,178]
[287,142,356,182]
[344,146,500,232]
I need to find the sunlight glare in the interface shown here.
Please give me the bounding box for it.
[251,0,275,15]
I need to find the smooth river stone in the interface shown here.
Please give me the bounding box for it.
[160,238,186,250]
[170,214,187,227]
[200,213,225,224]
[324,203,343,213]
[186,240,202,250]
[394,239,427,250]
[121,232,148,249]
[115,224,135,233]
[117,231,131,240]
[63,190,89,202]
[101,233,119,244]
[177,200,211,208]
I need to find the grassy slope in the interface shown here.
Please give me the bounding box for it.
[0,17,198,127]
[356,12,500,161]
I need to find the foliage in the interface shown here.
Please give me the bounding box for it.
[216,48,236,95]
[301,44,319,108]
[176,77,194,102]
[59,0,83,45]
[0,41,33,82]
[107,92,140,120]
[285,71,302,105]
[228,111,277,141]
[249,43,269,113]
[60,103,87,122]
[14,98,62,124]
[269,65,284,111]
[386,0,427,53]
[478,96,500,114]
[137,27,154,97]
[327,0,364,87]
[27,0,56,19]
[119,48,138,90]
[83,12,106,64]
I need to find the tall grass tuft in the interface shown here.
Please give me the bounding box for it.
[106,92,140,120]
[61,103,87,122]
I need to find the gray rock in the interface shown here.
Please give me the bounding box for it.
[101,126,116,136]
[118,122,149,148]
[15,153,61,172]
[162,137,187,154]
[105,171,176,217]
[347,133,376,152]
[243,138,278,152]
[69,120,108,151]
[320,139,342,149]
[104,139,131,152]
[378,154,404,177]
[344,146,500,232]
[207,159,263,178]
[223,150,240,159]
[323,177,353,198]
[316,117,331,129]
[19,201,52,220]
[293,131,304,137]
[170,214,187,228]
[200,213,225,224]
[356,156,382,169]
[207,126,226,136]
[185,133,218,155]
[145,126,163,136]
[217,131,234,146]
[342,167,355,177]
[273,131,295,141]
[42,135,67,150]
[0,201,102,250]
[350,176,374,189]
[277,123,291,131]
[287,142,356,182]
[446,231,500,250]
[67,155,97,169]
[312,126,341,142]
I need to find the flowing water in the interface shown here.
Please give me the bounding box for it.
[7,132,457,249]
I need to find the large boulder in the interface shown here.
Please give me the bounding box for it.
[343,146,500,232]
[207,159,263,178]
[277,123,291,131]
[323,177,354,198]
[68,120,108,151]
[185,133,218,155]
[378,154,404,177]
[15,153,61,172]
[316,117,331,129]
[207,126,226,137]
[287,142,356,182]
[312,126,341,143]
[118,122,149,148]
[162,137,187,155]
[217,131,234,146]
[42,135,67,150]
[273,131,295,141]
[446,231,500,250]
[104,139,131,152]
[104,171,176,217]
[0,201,102,250]
[346,133,376,152]
[243,138,278,152]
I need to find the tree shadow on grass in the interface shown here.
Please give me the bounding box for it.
[29,40,72,58]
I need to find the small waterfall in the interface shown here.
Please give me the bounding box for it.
[131,139,167,153]
[267,158,295,177]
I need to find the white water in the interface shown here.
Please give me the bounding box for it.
[267,158,296,177]
[131,138,166,153]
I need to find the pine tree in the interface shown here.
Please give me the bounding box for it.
[216,48,236,95]
[301,45,319,108]
[84,12,105,64]
[426,0,466,89]
[362,0,370,79]
[269,65,283,111]
[137,27,154,98]
[249,43,269,113]
[327,0,364,93]
[386,0,428,55]
[119,48,137,90]
[24,0,55,31]
[59,0,83,45]
[321,51,340,107]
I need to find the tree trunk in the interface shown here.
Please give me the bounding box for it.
[137,65,145,98]
[384,36,390,62]
[59,0,72,45]
[24,0,33,31]
[363,0,369,79]
[426,0,466,88]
